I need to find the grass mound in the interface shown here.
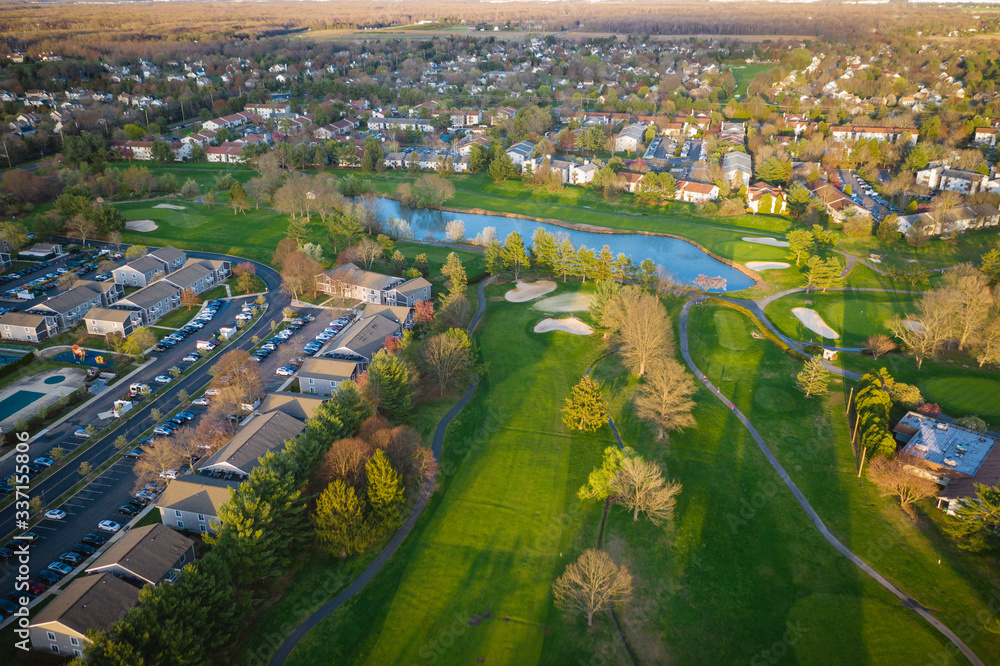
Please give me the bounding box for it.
[752,385,796,413]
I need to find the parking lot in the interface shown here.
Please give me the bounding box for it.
[0,246,126,314]
[838,169,899,222]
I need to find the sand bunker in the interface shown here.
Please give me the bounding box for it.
[153,203,186,210]
[746,261,791,271]
[533,292,594,312]
[126,219,158,232]
[902,319,926,334]
[743,237,790,248]
[792,307,840,339]
[505,280,557,302]
[534,317,593,335]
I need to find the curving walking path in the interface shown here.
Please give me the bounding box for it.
[679,297,984,666]
[268,277,495,666]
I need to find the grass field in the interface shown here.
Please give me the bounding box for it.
[285,281,611,665]
[921,377,1000,420]
[728,63,774,96]
[682,302,1000,663]
[274,285,1000,665]
[764,291,920,347]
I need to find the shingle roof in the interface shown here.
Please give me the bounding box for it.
[148,245,186,266]
[0,312,47,329]
[29,573,140,636]
[335,315,400,361]
[119,280,180,309]
[34,283,102,314]
[200,410,305,474]
[122,255,166,275]
[157,475,240,517]
[299,357,361,382]
[164,261,212,291]
[85,523,194,584]
[364,303,412,324]
[259,392,326,421]
[323,263,398,292]
[84,307,134,324]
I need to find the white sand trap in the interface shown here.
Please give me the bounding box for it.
[126,219,158,232]
[534,317,593,335]
[153,203,186,210]
[743,236,790,248]
[505,280,557,302]
[746,261,791,271]
[792,307,840,339]
[902,319,926,334]
[533,292,594,312]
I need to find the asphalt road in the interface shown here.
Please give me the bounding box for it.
[0,241,292,592]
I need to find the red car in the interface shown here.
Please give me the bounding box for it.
[28,580,47,596]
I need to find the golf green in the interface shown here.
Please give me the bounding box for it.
[921,377,1000,419]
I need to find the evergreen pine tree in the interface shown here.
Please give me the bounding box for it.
[795,355,830,398]
[315,480,368,557]
[366,449,405,528]
[562,376,609,432]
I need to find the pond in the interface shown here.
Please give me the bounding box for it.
[373,197,754,292]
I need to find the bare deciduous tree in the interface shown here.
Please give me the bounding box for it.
[634,359,696,441]
[348,237,383,271]
[601,285,672,376]
[552,549,633,627]
[279,250,322,302]
[867,454,939,517]
[420,328,475,396]
[614,455,683,524]
[133,436,185,490]
[941,264,994,350]
[865,334,896,360]
[66,214,96,247]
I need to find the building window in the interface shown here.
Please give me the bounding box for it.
[200,524,208,533]
[47,632,56,641]
[51,645,59,654]
[308,378,314,384]
[177,520,184,529]
[198,514,205,522]
[74,650,83,658]
[70,637,79,646]
[175,510,182,517]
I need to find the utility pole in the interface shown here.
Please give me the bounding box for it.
[1,140,11,169]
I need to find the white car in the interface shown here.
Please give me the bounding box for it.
[192,397,210,406]
[153,375,172,384]
[97,520,122,533]
[44,509,67,520]
[159,470,178,480]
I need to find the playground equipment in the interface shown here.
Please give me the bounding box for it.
[72,344,86,361]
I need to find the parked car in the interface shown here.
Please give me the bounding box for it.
[192,397,210,406]
[129,497,149,509]
[275,365,296,376]
[37,570,60,585]
[159,470,178,480]
[17,532,38,544]
[44,509,66,520]
[182,354,200,363]
[176,411,194,421]
[33,456,55,468]
[28,580,47,596]
[59,552,83,566]
[204,388,221,396]
[71,543,96,557]
[118,504,140,517]
[124,448,144,459]
[97,520,122,533]
[153,375,172,384]
[0,598,18,619]
[0,547,12,561]
[80,533,106,547]
[74,428,91,439]
[135,490,158,502]
[47,561,73,576]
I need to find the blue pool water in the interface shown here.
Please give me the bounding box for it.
[373,197,754,292]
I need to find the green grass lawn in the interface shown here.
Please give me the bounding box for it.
[839,226,1000,272]
[285,281,610,665]
[918,376,1000,420]
[153,305,199,329]
[727,63,775,96]
[764,290,919,347]
[682,302,1000,663]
